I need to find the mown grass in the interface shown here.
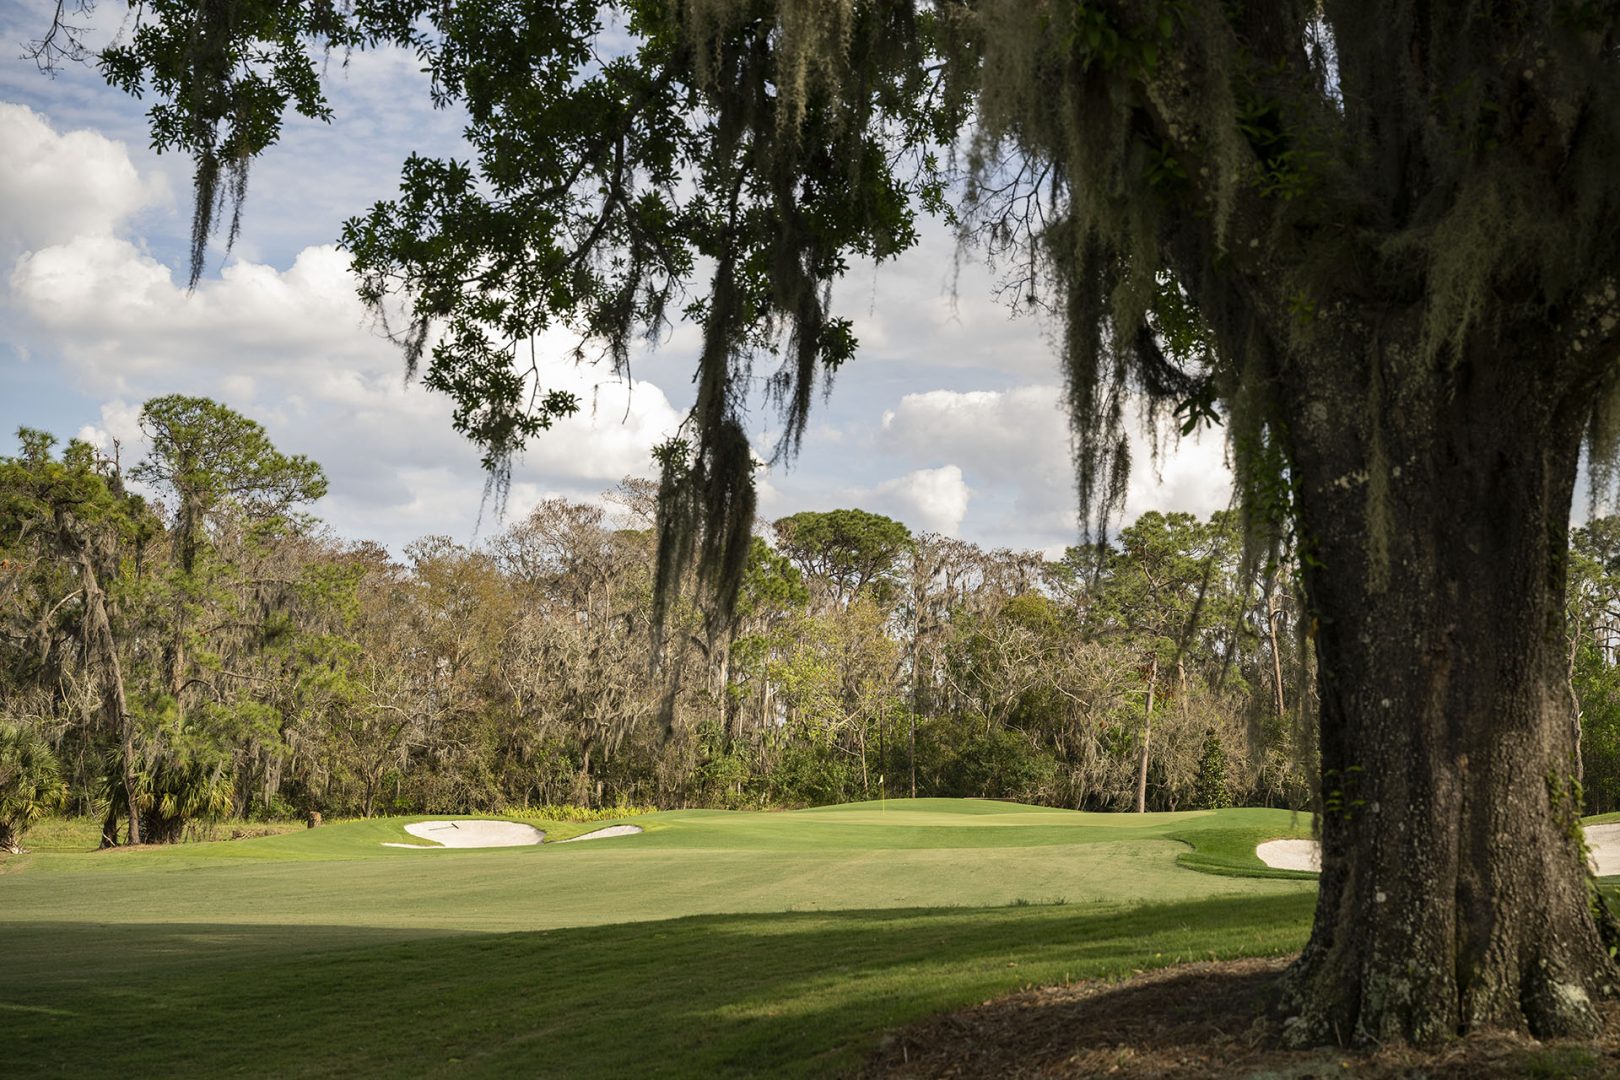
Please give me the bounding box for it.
[4,899,1316,1078]
[3,799,1323,1076]
[1170,815,1321,880]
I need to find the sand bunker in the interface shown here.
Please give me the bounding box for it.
[380,819,640,849]
[1586,823,1620,875]
[1255,838,1320,872]
[556,824,643,843]
[1255,826,1620,874]
[383,820,544,849]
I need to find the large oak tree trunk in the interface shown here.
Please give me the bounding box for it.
[1278,328,1615,1043]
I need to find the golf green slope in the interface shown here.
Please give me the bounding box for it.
[1,799,1316,1077]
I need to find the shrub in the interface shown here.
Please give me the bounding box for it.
[768,743,858,807]
[935,720,1058,803]
[509,802,657,822]
[1195,730,1233,810]
[0,722,68,853]
[102,708,235,844]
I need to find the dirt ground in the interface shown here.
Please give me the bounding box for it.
[863,957,1620,1079]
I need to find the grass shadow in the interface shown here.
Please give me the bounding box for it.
[3,892,1315,1078]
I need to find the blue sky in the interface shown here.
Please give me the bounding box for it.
[0,2,1231,554]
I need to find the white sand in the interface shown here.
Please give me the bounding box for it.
[382,820,544,849]
[556,824,644,843]
[1255,825,1620,874]
[1255,838,1321,872]
[1585,823,1620,876]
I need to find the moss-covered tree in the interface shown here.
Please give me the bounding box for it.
[0,431,155,843]
[130,395,327,716]
[57,0,1620,1046]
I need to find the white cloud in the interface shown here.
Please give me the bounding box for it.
[872,465,971,535]
[750,460,970,537]
[0,88,1236,557]
[878,384,1232,545]
[1123,424,1233,521]
[0,102,168,266]
[3,107,682,550]
[74,399,142,455]
[882,386,1071,485]
[833,221,1056,379]
[879,385,1072,537]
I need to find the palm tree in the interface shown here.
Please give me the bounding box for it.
[101,718,235,845]
[0,723,67,853]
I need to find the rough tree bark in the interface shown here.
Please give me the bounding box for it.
[1277,319,1615,1043]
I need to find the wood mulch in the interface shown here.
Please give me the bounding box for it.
[861,957,1620,1078]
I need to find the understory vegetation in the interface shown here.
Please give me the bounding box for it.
[6,395,1620,845]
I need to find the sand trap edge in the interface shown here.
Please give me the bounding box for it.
[382,820,545,849]
[1256,826,1620,875]
[1255,838,1319,872]
[556,824,644,843]
[1585,822,1620,875]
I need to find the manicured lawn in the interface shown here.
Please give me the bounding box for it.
[2,799,1318,1077]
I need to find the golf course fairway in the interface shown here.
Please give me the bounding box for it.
[2,799,1320,1077]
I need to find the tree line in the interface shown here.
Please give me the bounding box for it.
[2,394,1617,849]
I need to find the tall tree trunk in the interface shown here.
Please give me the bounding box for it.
[909,701,918,800]
[1566,622,1587,791]
[1135,656,1157,814]
[99,801,120,849]
[1279,333,1613,1043]
[909,611,920,799]
[857,720,869,797]
[166,494,200,720]
[78,551,140,845]
[1266,569,1289,719]
[577,742,594,807]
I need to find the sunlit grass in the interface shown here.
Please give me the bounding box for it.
[2,799,1324,1076]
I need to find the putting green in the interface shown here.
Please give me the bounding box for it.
[1,799,1319,1077]
[0,800,1312,930]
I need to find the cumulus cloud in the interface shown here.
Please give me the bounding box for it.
[878,383,1232,547]
[882,386,1070,487]
[3,106,682,550]
[750,460,970,538]
[1122,424,1233,521]
[871,465,971,535]
[0,102,168,266]
[1,89,1235,557]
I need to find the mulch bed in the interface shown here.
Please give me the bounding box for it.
[862,957,1620,1078]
